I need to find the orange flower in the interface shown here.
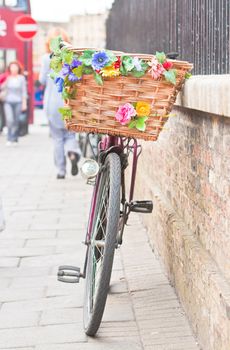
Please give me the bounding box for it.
[136,101,151,117]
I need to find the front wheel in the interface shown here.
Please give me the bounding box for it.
[83,152,121,336]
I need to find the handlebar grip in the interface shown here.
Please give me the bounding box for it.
[166,52,179,60]
[59,41,72,50]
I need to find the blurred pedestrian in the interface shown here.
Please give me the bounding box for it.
[39,27,81,179]
[0,70,8,132]
[2,61,27,146]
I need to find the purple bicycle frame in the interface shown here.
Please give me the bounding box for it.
[85,135,139,243]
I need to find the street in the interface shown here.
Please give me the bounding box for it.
[0,125,199,350]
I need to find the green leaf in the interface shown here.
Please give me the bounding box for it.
[83,66,94,75]
[122,56,134,72]
[61,88,70,100]
[106,50,117,65]
[136,118,146,131]
[72,65,83,79]
[120,64,128,76]
[131,68,146,78]
[50,56,62,73]
[50,36,62,54]
[79,50,95,66]
[61,49,74,64]
[128,120,137,129]
[69,88,77,99]
[156,51,166,64]
[58,107,72,120]
[93,72,103,86]
[163,69,177,85]
[140,61,149,71]
[185,72,192,79]
[138,116,149,123]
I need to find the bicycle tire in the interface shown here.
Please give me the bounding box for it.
[83,152,121,336]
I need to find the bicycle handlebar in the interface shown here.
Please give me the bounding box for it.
[57,41,179,60]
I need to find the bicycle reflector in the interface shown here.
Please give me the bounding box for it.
[80,159,99,179]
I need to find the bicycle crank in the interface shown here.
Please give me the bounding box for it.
[57,265,83,283]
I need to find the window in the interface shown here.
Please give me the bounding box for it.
[0,0,28,10]
[0,49,17,72]
[6,49,16,64]
[5,0,17,6]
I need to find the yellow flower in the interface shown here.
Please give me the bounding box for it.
[101,64,121,77]
[136,101,151,117]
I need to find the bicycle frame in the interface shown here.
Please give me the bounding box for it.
[82,134,141,277]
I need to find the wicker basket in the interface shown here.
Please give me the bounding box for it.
[65,49,193,141]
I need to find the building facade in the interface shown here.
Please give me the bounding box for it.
[33,12,108,76]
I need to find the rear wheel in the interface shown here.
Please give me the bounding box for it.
[83,152,121,336]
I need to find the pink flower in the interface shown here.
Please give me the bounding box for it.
[148,57,165,79]
[115,103,137,125]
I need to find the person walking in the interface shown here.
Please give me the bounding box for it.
[39,27,81,179]
[0,70,8,132]
[2,61,27,145]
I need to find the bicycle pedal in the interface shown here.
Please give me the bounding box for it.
[129,200,153,214]
[57,265,82,283]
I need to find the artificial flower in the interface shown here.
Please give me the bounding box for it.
[115,103,137,125]
[114,57,121,69]
[60,59,82,81]
[136,101,151,117]
[61,63,71,76]
[54,76,64,92]
[148,57,165,79]
[122,56,135,71]
[163,61,173,70]
[133,57,142,71]
[92,51,110,70]
[71,58,82,69]
[68,72,80,82]
[101,64,121,77]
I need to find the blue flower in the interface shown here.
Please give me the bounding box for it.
[91,51,110,70]
[68,73,81,82]
[71,59,82,69]
[54,77,64,93]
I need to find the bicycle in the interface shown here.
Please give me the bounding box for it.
[52,40,191,336]
[58,134,153,336]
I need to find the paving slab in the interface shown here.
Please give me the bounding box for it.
[0,126,199,349]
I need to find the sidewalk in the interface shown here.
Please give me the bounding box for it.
[0,126,199,350]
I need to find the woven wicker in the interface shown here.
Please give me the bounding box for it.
[65,49,193,141]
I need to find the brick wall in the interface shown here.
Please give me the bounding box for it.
[131,106,230,349]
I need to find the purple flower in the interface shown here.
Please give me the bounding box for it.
[60,63,71,77]
[68,73,80,82]
[54,77,64,93]
[71,59,82,69]
[91,51,110,70]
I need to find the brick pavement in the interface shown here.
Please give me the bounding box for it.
[0,126,200,349]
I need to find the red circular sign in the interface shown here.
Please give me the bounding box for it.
[14,15,38,41]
